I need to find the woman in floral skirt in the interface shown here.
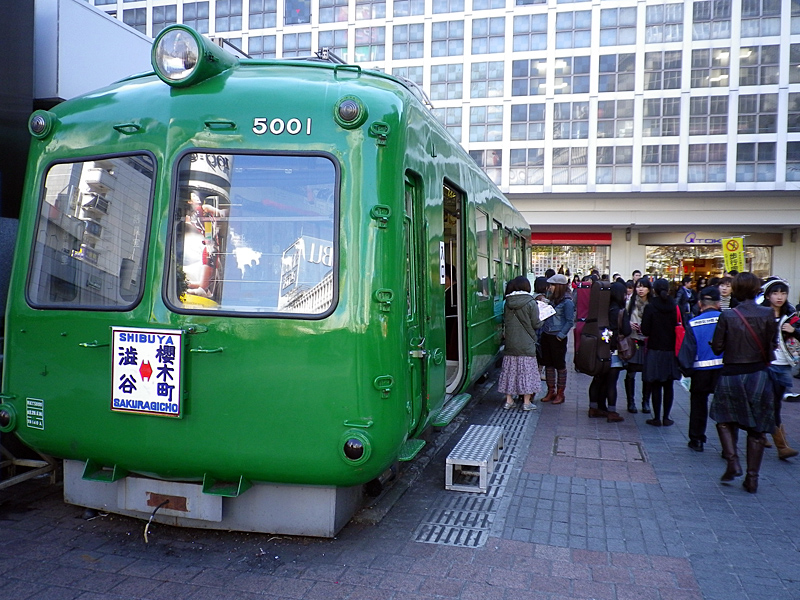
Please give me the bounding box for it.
[499,276,542,411]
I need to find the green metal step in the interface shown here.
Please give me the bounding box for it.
[432,392,471,427]
[398,438,426,462]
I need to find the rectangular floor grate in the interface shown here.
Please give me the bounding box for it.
[554,436,647,462]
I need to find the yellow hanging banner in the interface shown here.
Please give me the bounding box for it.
[722,237,745,273]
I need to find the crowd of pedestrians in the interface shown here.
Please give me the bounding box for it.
[500,266,800,495]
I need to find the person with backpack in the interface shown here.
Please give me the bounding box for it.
[540,274,575,405]
[498,276,542,411]
[587,281,630,422]
[641,278,681,426]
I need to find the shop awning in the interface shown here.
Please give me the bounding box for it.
[530,232,612,245]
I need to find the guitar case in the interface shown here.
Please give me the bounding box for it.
[574,280,612,376]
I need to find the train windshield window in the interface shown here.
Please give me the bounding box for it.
[27,155,154,309]
[169,152,337,316]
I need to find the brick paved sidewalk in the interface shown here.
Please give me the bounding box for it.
[2,354,800,600]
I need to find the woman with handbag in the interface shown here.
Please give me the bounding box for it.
[760,278,799,459]
[588,282,631,422]
[625,278,653,414]
[540,274,575,405]
[641,278,681,426]
[711,272,778,493]
[498,276,542,411]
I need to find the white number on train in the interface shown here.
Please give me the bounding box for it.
[252,118,312,136]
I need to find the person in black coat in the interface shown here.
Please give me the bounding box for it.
[641,278,681,426]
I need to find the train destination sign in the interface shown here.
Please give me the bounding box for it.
[111,327,184,417]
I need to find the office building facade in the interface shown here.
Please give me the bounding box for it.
[89,0,800,285]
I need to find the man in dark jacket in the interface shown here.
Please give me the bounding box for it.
[686,287,723,452]
[676,275,696,321]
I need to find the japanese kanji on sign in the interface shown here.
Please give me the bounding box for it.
[111,327,184,417]
[721,237,745,273]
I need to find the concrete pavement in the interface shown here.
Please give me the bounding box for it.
[2,357,800,600]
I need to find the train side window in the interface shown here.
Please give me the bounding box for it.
[404,179,417,320]
[168,152,338,317]
[504,228,512,275]
[492,219,502,293]
[27,155,155,309]
[476,209,490,300]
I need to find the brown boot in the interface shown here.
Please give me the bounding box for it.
[717,423,742,481]
[607,411,625,423]
[552,387,566,404]
[743,433,766,493]
[772,424,799,460]
[540,368,557,402]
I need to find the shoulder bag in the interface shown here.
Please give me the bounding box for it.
[616,311,636,362]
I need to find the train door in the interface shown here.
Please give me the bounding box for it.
[404,175,427,432]
[443,184,464,393]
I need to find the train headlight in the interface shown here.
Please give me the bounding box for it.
[334,96,368,129]
[0,404,17,433]
[28,110,58,139]
[339,430,372,466]
[152,25,238,88]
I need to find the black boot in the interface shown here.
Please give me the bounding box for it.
[641,382,651,414]
[625,377,638,413]
[743,433,766,493]
[717,423,742,481]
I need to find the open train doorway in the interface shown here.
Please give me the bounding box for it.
[443,184,464,393]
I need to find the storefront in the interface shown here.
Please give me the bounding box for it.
[529,232,611,278]
[638,231,782,282]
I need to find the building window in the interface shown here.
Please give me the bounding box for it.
[393,24,424,59]
[689,96,728,135]
[512,59,547,96]
[283,32,311,57]
[471,61,504,98]
[739,46,779,86]
[553,102,589,140]
[691,48,730,88]
[741,0,781,38]
[645,51,682,90]
[249,0,277,29]
[472,17,505,54]
[393,0,425,16]
[793,1,800,35]
[645,3,683,43]
[688,143,727,182]
[475,0,506,9]
[598,54,635,93]
[183,2,209,33]
[392,66,423,85]
[736,142,775,182]
[319,0,348,23]
[554,56,590,94]
[123,8,146,34]
[552,148,588,185]
[510,148,544,185]
[596,147,633,184]
[642,145,679,183]
[788,93,800,133]
[432,107,462,142]
[469,106,503,142]
[600,7,636,46]
[431,20,464,57]
[597,100,634,138]
[556,11,591,49]
[469,150,502,185]
[285,0,311,25]
[356,0,385,20]
[643,98,681,137]
[791,45,800,84]
[738,94,777,135]
[692,0,731,40]
[215,0,242,32]
[787,142,800,181]
[153,5,178,36]
[430,64,463,100]
[517,0,546,5]
[248,35,276,58]
[433,0,464,13]
[510,104,545,141]
[513,14,547,52]
[354,27,385,61]
[319,29,348,60]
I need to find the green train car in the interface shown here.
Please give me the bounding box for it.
[1,26,530,535]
